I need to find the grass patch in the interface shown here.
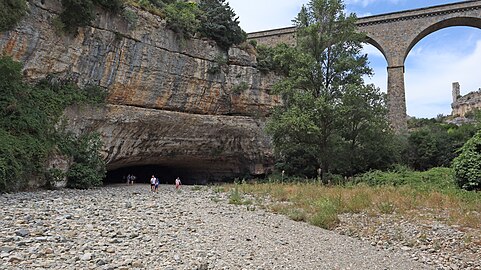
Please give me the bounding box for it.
[191,185,202,191]
[222,168,481,230]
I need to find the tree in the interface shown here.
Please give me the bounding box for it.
[60,0,95,34]
[337,84,396,175]
[164,1,201,38]
[0,0,27,32]
[197,0,246,50]
[266,0,395,178]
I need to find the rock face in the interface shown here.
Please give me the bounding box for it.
[451,82,481,118]
[0,0,280,182]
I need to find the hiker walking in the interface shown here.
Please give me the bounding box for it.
[175,177,182,190]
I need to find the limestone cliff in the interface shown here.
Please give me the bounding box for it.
[0,0,280,182]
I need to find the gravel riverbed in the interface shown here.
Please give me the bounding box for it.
[1,184,438,269]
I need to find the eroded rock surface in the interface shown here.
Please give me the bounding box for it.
[0,0,280,181]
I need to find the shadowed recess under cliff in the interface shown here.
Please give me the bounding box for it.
[105,164,237,185]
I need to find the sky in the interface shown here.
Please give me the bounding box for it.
[227,0,481,118]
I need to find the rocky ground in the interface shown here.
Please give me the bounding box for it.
[0,184,467,270]
[334,213,481,270]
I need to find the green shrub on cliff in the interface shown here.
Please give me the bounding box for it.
[60,0,95,34]
[93,0,124,14]
[58,0,124,34]
[197,0,247,50]
[164,1,201,38]
[0,56,106,192]
[0,0,27,32]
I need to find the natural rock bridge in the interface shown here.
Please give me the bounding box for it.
[247,0,481,132]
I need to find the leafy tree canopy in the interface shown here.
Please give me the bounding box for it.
[266,0,397,179]
[197,0,247,50]
[452,130,481,190]
[0,56,106,192]
[0,0,28,32]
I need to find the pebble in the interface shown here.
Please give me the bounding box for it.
[0,185,431,269]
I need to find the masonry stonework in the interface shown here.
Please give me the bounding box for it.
[451,83,481,117]
[247,0,481,132]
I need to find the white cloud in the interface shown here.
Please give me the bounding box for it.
[364,39,481,118]
[228,0,308,32]
[404,40,481,117]
[345,0,403,7]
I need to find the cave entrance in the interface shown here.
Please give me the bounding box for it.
[104,164,210,185]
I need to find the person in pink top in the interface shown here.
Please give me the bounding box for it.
[175,177,182,190]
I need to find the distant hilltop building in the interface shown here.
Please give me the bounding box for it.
[451,82,481,117]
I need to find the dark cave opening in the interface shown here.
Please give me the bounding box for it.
[104,165,211,185]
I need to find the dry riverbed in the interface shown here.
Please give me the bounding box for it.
[0,184,460,269]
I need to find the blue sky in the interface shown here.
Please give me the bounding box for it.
[227,0,481,118]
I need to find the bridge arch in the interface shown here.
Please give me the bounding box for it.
[405,17,481,63]
[363,36,388,62]
[248,0,481,132]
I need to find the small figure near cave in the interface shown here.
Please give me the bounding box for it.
[150,175,156,192]
[154,176,160,192]
[175,177,182,190]
[130,175,136,185]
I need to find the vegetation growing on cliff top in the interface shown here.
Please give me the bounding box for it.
[0,56,106,192]
[56,0,246,50]
[0,0,28,32]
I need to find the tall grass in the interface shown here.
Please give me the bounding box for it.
[224,168,481,229]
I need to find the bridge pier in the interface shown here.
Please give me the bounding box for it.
[247,1,481,133]
[387,66,407,133]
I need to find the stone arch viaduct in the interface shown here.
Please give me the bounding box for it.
[247,0,481,132]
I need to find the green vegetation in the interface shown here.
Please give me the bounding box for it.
[0,56,106,192]
[207,54,228,74]
[197,0,247,50]
[266,0,397,179]
[59,0,96,34]
[164,1,200,38]
[0,0,27,32]
[232,82,249,94]
[405,117,477,171]
[255,44,293,75]
[452,130,481,190]
[56,0,246,50]
[225,167,481,229]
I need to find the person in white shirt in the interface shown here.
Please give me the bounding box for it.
[150,175,156,192]
[175,177,182,190]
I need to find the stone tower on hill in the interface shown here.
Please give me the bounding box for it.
[451,82,481,117]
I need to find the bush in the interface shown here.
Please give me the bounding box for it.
[67,163,102,189]
[64,133,106,189]
[164,1,200,38]
[197,0,246,50]
[452,131,481,190]
[255,44,297,75]
[60,0,95,34]
[0,56,107,192]
[59,0,125,34]
[93,0,124,14]
[0,0,27,32]
[354,167,456,191]
[309,198,339,229]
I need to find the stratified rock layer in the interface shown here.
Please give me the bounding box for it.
[64,105,272,182]
[0,0,280,181]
